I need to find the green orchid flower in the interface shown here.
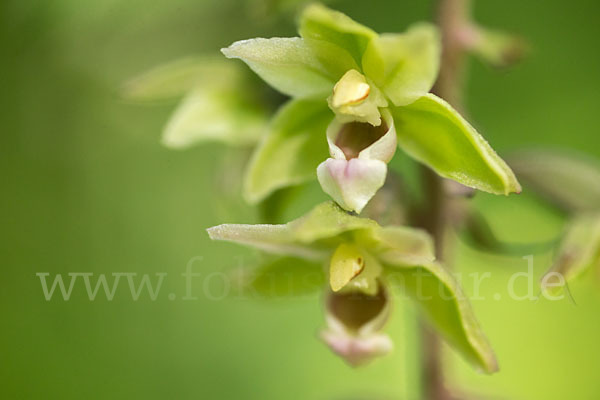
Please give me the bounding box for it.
[223,3,521,212]
[208,202,498,371]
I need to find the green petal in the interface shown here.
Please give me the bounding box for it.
[362,23,441,107]
[122,56,240,101]
[508,149,600,213]
[299,3,377,71]
[287,201,378,243]
[392,93,521,195]
[221,37,334,98]
[162,89,267,148]
[244,99,332,203]
[363,226,436,266]
[385,262,498,373]
[541,214,600,295]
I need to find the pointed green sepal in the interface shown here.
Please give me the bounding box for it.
[385,261,498,373]
[392,93,521,195]
[222,37,335,98]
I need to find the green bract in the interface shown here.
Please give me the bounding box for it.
[222,3,520,212]
[208,202,498,372]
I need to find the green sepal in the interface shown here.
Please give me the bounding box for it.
[385,262,498,374]
[392,93,521,195]
[222,37,335,98]
[299,3,377,71]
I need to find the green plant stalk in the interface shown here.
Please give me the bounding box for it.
[418,0,471,399]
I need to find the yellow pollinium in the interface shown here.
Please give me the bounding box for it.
[331,70,371,108]
[329,243,365,292]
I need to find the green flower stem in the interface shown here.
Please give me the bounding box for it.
[433,0,471,112]
[418,0,471,399]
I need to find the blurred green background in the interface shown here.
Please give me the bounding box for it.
[2,0,600,398]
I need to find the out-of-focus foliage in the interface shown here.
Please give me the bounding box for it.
[123,57,270,148]
[541,214,600,294]
[511,150,600,293]
[509,150,600,213]
[469,26,528,69]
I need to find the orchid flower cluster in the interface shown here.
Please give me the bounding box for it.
[202,4,523,369]
[122,0,600,377]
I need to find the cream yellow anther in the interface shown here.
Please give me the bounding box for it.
[329,243,365,291]
[331,70,371,108]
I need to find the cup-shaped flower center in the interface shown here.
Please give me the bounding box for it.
[327,282,387,331]
[335,121,388,160]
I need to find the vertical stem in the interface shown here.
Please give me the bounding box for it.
[433,0,471,111]
[418,0,471,399]
[419,167,450,400]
